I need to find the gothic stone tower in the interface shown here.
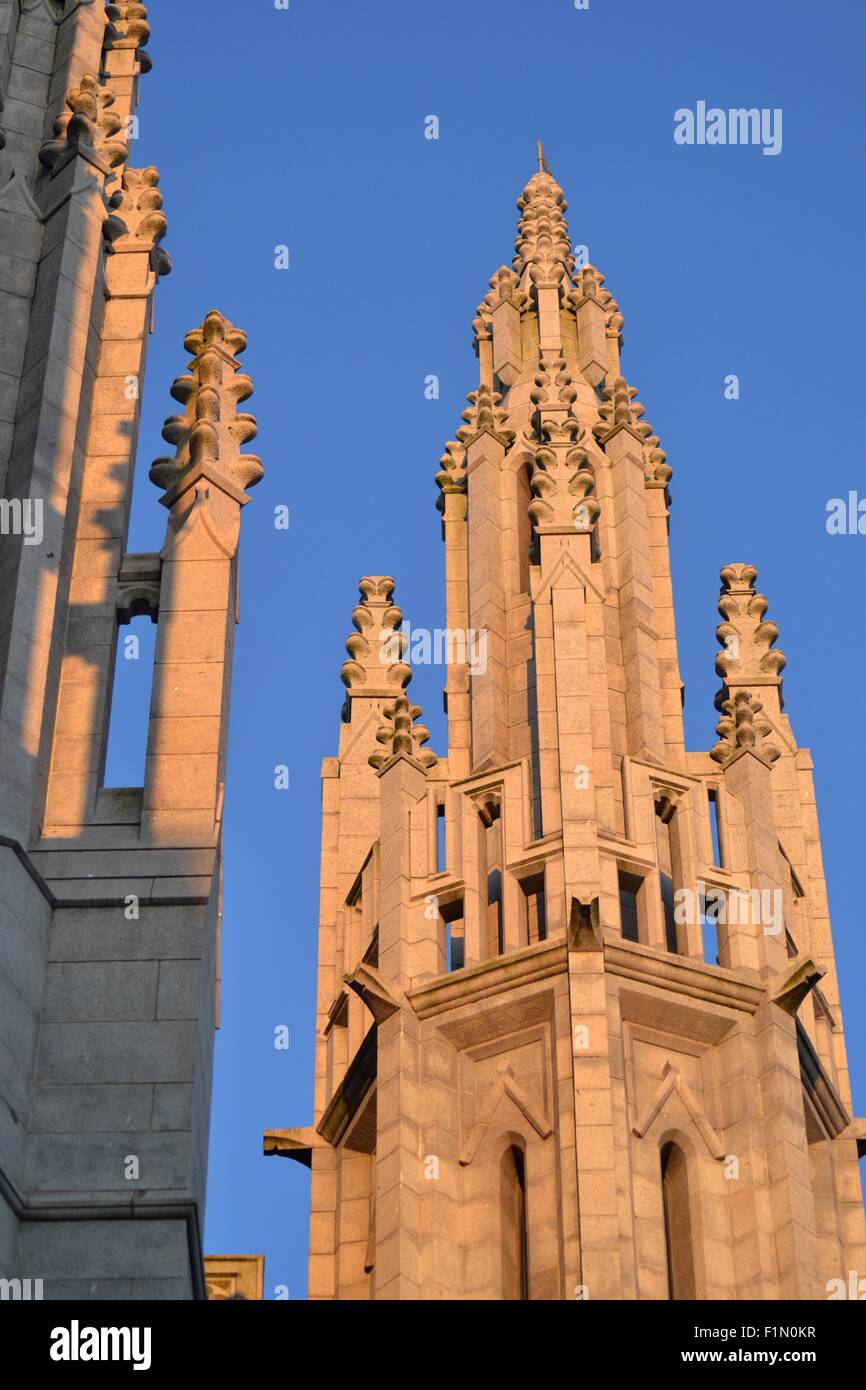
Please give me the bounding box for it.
[265,154,866,1301]
[0,2,262,1297]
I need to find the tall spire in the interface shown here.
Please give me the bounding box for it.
[272,147,866,1306]
[513,154,573,285]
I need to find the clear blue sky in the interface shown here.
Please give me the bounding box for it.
[106,0,866,1297]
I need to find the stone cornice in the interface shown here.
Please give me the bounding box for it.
[605,937,764,1014]
[407,938,567,1019]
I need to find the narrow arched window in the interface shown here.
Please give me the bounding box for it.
[660,1141,696,1299]
[500,1144,529,1299]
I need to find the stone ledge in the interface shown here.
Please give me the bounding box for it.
[407,937,567,1019]
[605,936,764,1013]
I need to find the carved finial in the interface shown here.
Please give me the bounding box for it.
[530,350,574,406]
[341,577,412,716]
[524,352,595,534]
[569,264,623,343]
[368,695,438,772]
[105,3,152,71]
[531,353,583,451]
[489,265,525,305]
[103,166,171,273]
[529,444,599,535]
[715,564,786,686]
[526,353,596,533]
[593,374,644,441]
[39,74,128,171]
[149,311,262,503]
[711,690,780,766]
[435,439,467,499]
[572,264,608,304]
[459,383,515,447]
[436,378,514,509]
[593,373,670,489]
[473,265,529,342]
[513,166,574,283]
[644,434,671,486]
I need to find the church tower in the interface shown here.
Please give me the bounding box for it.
[266,152,866,1300]
[0,2,262,1297]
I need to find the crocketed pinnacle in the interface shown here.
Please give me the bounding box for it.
[105,3,152,70]
[527,351,598,532]
[711,564,786,765]
[149,311,262,502]
[38,73,128,171]
[711,690,780,766]
[512,161,574,284]
[369,695,438,772]
[341,577,412,713]
[715,564,786,686]
[103,166,171,275]
[593,374,672,486]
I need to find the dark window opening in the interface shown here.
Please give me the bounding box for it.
[660,873,679,955]
[655,802,682,955]
[708,789,723,867]
[520,872,547,945]
[478,799,503,959]
[445,923,464,972]
[440,898,465,973]
[436,801,447,872]
[500,1144,529,1300]
[488,868,504,957]
[618,869,642,943]
[661,1141,697,1300]
[699,892,721,966]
